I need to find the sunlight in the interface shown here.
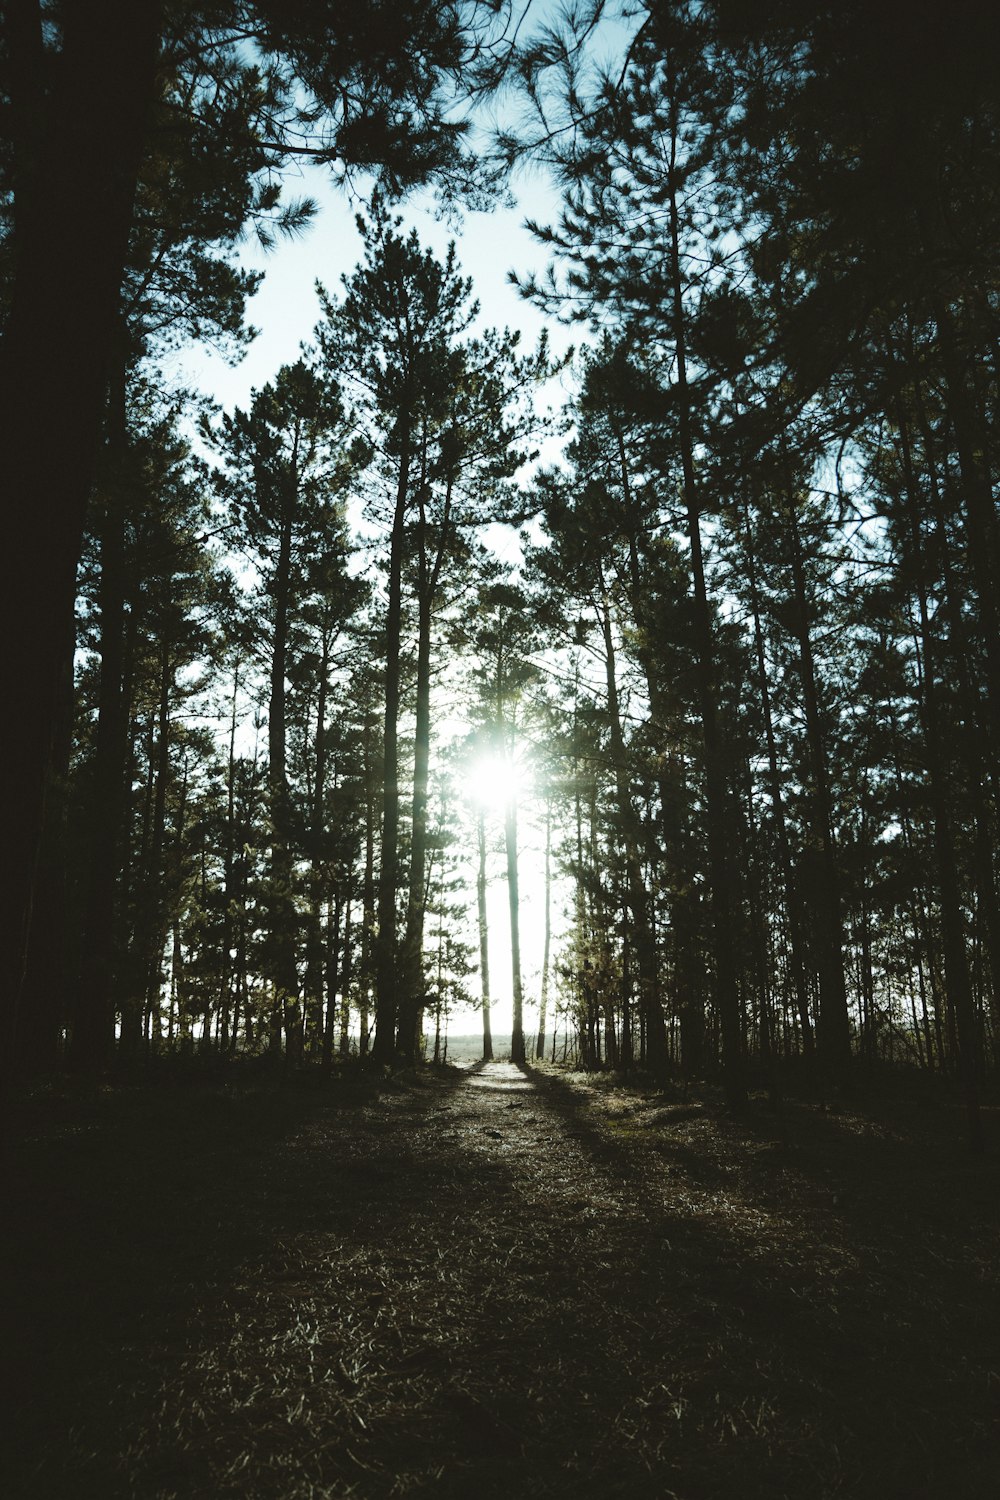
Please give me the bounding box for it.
[462,753,531,817]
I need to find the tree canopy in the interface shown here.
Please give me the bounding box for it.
[3,1,1000,1157]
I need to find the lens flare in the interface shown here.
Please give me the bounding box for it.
[463,754,529,814]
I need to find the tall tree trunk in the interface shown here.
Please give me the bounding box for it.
[477,810,494,1062]
[936,310,1000,732]
[665,92,745,1107]
[398,563,433,1059]
[159,755,189,1054]
[143,651,173,1055]
[572,708,591,1061]
[18,585,76,1071]
[784,495,853,1078]
[535,797,552,1059]
[895,404,982,1147]
[338,902,354,1058]
[619,901,634,1070]
[360,709,378,1059]
[73,342,132,1074]
[399,477,453,1059]
[0,0,160,1099]
[373,433,412,1062]
[741,758,778,1092]
[742,501,814,1055]
[170,922,185,1049]
[505,790,525,1066]
[322,894,343,1073]
[905,363,1000,1071]
[305,644,330,1053]
[598,584,667,1074]
[268,501,301,1063]
[217,662,240,1044]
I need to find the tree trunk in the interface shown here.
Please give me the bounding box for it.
[937,311,1000,732]
[360,709,378,1059]
[268,503,301,1063]
[305,644,330,1054]
[665,102,745,1108]
[0,0,160,1098]
[18,586,76,1072]
[217,662,240,1047]
[598,584,667,1075]
[505,792,526,1065]
[742,501,814,1056]
[142,650,173,1057]
[535,797,552,1059]
[373,434,412,1062]
[339,902,354,1058]
[784,494,853,1079]
[73,343,132,1074]
[895,404,982,1147]
[322,893,343,1073]
[477,810,494,1062]
[905,366,1000,1072]
[398,566,433,1058]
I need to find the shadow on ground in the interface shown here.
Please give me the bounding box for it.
[3,1061,997,1499]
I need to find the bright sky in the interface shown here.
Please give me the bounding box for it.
[171,160,575,415]
[461,762,564,1046]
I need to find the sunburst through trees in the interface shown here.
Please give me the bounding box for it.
[3,1,1000,1149]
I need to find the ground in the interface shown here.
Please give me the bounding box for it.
[2,1060,998,1498]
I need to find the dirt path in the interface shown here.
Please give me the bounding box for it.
[6,1062,998,1499]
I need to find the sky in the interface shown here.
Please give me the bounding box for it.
[170,160,576,418]
[167,156,584,1046]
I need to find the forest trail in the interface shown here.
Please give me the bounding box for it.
[4,1063,998,1500]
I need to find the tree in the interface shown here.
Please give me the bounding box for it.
[516,10,751,1102]
[68,395,222,1068]
[318,207,479,1060]
[529,469,670,1076]
[0,0,519,1086]
[465,575,541,1066]
[209,359,359,1059]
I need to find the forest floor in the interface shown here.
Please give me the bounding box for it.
[2,1059,998,1500]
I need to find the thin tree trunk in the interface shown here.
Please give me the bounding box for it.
[477,810,494,1062]
[505,791,525,1065]
[373,433,412,1062]
[305,645,330,1054]
[19,585,76,1071]
[742,501,814,1055]
[665,88,745,1107]
[906,364,1000,1067]
[126,648,171,1063]
[896,404,982,1147]
[398,566,433,1058]
[339,901,354,1058]
[937,312,1000,731]
[268,484,302,1062]
[535,797,552,1059]
[598,583,667,1074]
[399,475,452,1059]
[784,493,853,1079]
[72,342,131,1074]
[322,893,343,1073]
[217,662,240,1042]
[162,757,189,1052]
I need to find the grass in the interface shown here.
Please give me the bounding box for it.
[2,1058,997,1498]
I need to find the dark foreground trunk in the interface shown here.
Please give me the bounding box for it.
[0,0,160,1093]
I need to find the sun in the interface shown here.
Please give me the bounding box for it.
[462,753,530,815]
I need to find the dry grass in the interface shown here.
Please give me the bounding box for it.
[2,1061,998,1498]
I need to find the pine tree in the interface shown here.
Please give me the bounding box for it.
[209,359,359,1060]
